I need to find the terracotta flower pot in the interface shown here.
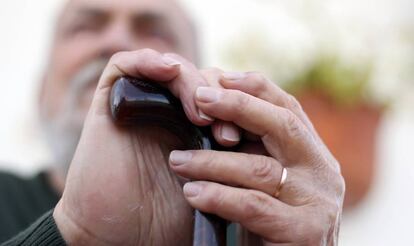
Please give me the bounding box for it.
[296,90,383,209]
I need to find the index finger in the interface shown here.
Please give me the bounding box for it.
[162,53,213,126]
[94,49,213,127]
[195,87,320,164]
[93,49,181,117]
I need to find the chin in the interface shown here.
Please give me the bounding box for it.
[41,111,84,175]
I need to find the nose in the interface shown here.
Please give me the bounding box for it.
[99,19,135,58]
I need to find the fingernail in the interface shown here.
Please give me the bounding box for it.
[183,182,202,197]
[196,87,220,103]
[162,55,181,67]
[170,150,192,165]
[221,124,240,142]
[222,72,246,81]
[198,109,214,121]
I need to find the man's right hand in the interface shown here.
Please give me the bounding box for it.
[52,49,233,245]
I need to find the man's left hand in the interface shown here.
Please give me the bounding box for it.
[169,69,345,245]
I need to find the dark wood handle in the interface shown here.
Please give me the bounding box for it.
[110,76,226,246]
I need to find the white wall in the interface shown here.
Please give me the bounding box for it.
[0,0,64,174]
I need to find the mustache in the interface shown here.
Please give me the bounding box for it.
[57,58,109,124]
[63,58,109,112]
[69,58,109,97]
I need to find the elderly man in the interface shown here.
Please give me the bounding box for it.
[0,0,345,245]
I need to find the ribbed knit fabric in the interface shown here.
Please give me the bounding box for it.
[2,211,66,246]
[0,171,65,245]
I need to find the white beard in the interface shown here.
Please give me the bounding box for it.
[41,59,108,175]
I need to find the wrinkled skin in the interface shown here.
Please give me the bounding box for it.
[54,49,345,245]
[58,124,194,245]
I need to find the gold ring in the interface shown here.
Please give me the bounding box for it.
[274,167,287,198]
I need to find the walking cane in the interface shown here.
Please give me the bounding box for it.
[110,76,227,246]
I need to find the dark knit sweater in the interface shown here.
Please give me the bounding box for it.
[0,171,66,245]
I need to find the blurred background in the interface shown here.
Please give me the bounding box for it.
[0,0,413,245]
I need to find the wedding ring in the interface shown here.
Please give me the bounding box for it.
[274,167,287,198]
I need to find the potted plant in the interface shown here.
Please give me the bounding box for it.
[223,34,386,209]
[285,55,385,209]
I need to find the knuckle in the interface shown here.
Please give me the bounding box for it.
[204,186,224,211]
[323,198,341,223]
[309,223,326,245]
[247,72,268,84]
[247,72,268,94]
[202,151,217,170]
[327,157,342,174]
[109,51,128,64]
[253,156,276,184]
[298,216,326,245]
[313,196,341,227]
[285,94,303,111]
[232,90,251,113]
[200,67,223,84]
[282,109,307,139]
[329,169,346,199]
[240,191,269,222]
[328,207,340,227]
[324,164,346,199]
[337,175,346,198]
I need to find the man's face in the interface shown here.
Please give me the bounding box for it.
[40,0,196,171]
